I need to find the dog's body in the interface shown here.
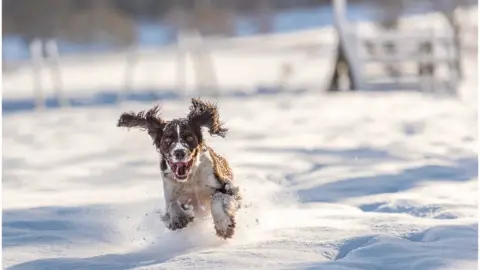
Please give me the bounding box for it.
[117,99,241,239]
[161,145,241,237]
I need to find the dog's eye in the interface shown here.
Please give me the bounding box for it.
[164,137,173,143]
[186,136,194,142]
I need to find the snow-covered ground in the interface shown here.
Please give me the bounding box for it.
[3,7,478,270]
[3,52,478,269]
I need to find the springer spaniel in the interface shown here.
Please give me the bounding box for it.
[116,98,242,239]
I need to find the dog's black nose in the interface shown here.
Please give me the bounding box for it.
[173,149,187,160]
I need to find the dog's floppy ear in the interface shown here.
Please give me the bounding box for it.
[187,98,228,138]
[117,105,166,138]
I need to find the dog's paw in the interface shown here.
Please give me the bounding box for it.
[161,212,170,223]
[167,212,194,231]
[211,192,239,239]
[165,200,195,231]
[215,215,236,239]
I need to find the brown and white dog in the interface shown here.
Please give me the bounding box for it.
[116,98,242,239]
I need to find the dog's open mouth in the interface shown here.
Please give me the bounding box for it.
[169,159,194,181]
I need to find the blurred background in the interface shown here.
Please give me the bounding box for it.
[2,0,478,112]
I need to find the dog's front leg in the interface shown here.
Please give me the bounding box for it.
[162,181,195,231]
[211,183,242,239]
[164,200,195,231]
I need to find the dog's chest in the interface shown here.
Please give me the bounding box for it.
[174,173,216,207]
[164,150,223,212]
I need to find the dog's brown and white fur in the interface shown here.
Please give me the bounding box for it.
[116,98,241,239]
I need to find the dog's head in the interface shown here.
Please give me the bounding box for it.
[117,98,228,182]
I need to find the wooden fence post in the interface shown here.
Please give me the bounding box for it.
[176,30,187,96]
[30,39,44,110]
[45,39,67,107]
[122,45,139,103]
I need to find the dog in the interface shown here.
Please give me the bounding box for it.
[116,98,242,239]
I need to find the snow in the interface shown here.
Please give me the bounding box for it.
[3,78,477,269]
[3,8,478,270]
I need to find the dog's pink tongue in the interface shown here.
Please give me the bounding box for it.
[176,163,187,175]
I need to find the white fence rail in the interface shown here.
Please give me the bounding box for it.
[359,30,459,93]
[333,0,463,94]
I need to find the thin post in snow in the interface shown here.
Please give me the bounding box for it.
[188,29,218,97]
[45,39,67,107]
[447,29,459,95]
[30,39,44,111]
[428,29,436,93]
[193,46,219,97]
[332,0,365,91]
[176,30,187,96]
[122,45,139,103]
[277,62,293,92]
[418,30,435,93]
